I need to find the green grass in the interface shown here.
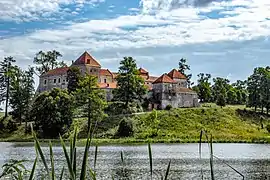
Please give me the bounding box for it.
[1,106,270,144]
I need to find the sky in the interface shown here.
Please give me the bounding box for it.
[0,0,270,87]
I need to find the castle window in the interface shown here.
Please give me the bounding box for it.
[87,59,90,64]
[54,79,56,84]
[104,79,107,83]
[90,69,92,72]
[58,78,61,83]
[44,80,47,85]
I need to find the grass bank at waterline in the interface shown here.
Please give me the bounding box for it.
[1,106,270,144]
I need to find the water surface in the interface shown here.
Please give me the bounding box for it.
[0,143,269,179]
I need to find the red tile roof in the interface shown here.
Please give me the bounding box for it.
[177,87,195,93]
[139,67,148,74]
[73,51,101,67]
[168,69,186,79]
[41,67,69,76]
[152,74,175,84]
[146,76,158,82]
[98,82,117,89]
[100,69,112,76]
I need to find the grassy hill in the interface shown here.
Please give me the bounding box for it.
[68,105,270,144]
[1,105,270,143]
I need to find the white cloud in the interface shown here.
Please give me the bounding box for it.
[0,0,105,21]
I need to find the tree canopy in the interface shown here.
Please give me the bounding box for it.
[113,57,147,108]
[75,75,107,131]
[30,88,74,138]
[33,50,66,75]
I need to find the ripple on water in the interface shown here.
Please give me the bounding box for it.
[0,143,270,179]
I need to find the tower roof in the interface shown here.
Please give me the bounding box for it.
[73,51,101,67]
[153,74,175,84]
[168,69,186,79]
[41,67,69,77]
[139,67,148,74]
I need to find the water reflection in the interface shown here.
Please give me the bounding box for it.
[0,143,270,179]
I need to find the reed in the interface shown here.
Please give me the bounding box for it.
[1,129,245,180]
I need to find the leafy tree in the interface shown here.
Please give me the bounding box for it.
[67,66,82,93]
[196,73,212,103]
[75,75,107,132]
[0,57,16,118]
[30,88,74,138]
[212,77,230,107]
[247,67,270,113]
[178,58,193,87]
[212,77,230,102]
[9,67,35,127]
[226,87,237,104]
[113,57,147,108]
[232,80,247,104]
[33,50,63,75]
[115,118,134,137]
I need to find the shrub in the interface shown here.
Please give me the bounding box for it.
[165,105,172,110]
[6,120,18,132]
[115,118,134,137]
[266,124,270,133]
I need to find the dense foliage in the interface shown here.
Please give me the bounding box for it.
[247,67,270,114]
[113,57,147,108]
[9,67,35,125]
[75,75,107,131]
[30,88,74,138]
[0,57,16,118]
[67,66,82,93]
[33,50,67,75]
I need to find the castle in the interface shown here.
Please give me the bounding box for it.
[37,51,199,109]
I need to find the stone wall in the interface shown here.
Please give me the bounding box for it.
[38,74,68,93]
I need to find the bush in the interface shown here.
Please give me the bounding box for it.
[165,105,172,110]
[115,118,134,137]
[266,124,270,133]
[6,120,18,132]
[106,102,143,115]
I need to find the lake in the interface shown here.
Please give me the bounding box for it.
[0,143,270,179]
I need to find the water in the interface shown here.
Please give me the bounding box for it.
[0,143,270,179]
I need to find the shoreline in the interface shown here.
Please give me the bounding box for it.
[1,138,270,146]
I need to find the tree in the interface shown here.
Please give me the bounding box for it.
[196,73,212,103]
[113,57,147,108]
[232,80,247,104]
[30,88,74,138]
[247,67,270,113]
[33,50,63,75]
[75,75,107,132]
[212,77,230,107]
[0,57,16,118]
[115,118,134,137]
[67,66,82,93]
[178,58,193,87]
[226,87,237,104]
[212,77,230,102]
[9,67,34,127]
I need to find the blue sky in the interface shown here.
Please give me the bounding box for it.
[0,0,270,86]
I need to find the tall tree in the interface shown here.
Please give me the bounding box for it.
[75,75,107,132]
[30,88,74,138]
[113,57,147,108]
[178,58,193,87]
[232,80,248,104]
[0,57,16,118]
[67,66,82,94]
[196,73,212,103]
[33,50,63,75]
[9,67,34,127]
[212,77,230,107]
[247,67,270,113]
